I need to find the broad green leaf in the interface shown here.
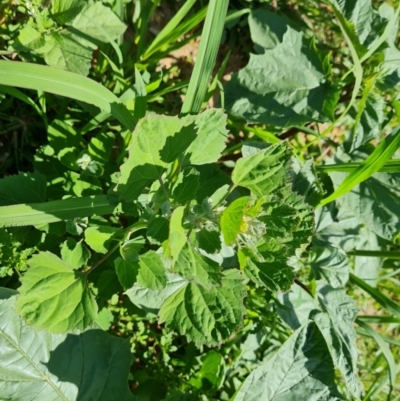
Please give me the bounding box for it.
[15,25,45,50]
[137,251,167,291]
[330,0,386,54]
[0,171,46,206]
[189,351,225,391]
[173,243,220,290]
[71,1,127,43]
[220,196,250,245]
[169,207,219,289]
[225,10,335,127]
[51,0,86,24]
[309,246,349,288]
[232,142,290,197]
[0,293,134,401]
[195,164,231,203]
[125,272,187,314]
[196,228,221,254]
[85,226,120,254]
[88,132,115,163]
[115,257,138,290]
[243,257,293,292]
[48,119,80,153]
[117,116,190,201]
[319,125,400,208]
[171,169,200,204]
[182,109,228,165]
[120,237,145,261]
[233,321,343,401]
[146,216,169,244]
[61,238,91,269]
[0,61,135,131]
[159,269,246,346]
[315,206,382,285]
[38,30,93,76]
[313,284,361,398]
[117,110,228,201]
[16,252,97,332]
[291,158,324,207]
[350,92,385,151]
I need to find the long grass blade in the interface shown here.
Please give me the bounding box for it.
[317,125,400,208]
[316,159,400,173]
[0,195,115,227]
[181,0,229,114]
[350,273,400,319]
[0,61,135,131]
[356,319,396,397]
[142,0,197,60]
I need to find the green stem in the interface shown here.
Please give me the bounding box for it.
[348,250,400,259]
[85,221,147,275]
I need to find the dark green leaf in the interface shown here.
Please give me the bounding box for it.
[233,321,343,401]
[0,294,134,401]
[115,257,138,290]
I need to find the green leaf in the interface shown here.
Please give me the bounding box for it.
[225,10,335,127]
[146,216,169,244]
[48,119,80,153]
[88,132,115,163]
[232,142,290,197]
[220,197,250,245]
[51,0,86,24]
[15,25,45,51]
[189,351,225,391]
[159,269,246,346]
[116,110,228,201]
[115,257,138,290]
[125,272,187,314]
[71,1,127,43]
[0,294,134,401]
[350,92,386,151]
[243,256,294,292]
[196,228,221,254]
[16,252,97,332]
[61,238,91,269]
[137,251,167,291]
[169,207,219,289]
[85,226,119,254]
[171,169,200,204]
[0,171,46,206]
[233,321,343,401]
[313,284,361,398]
[38,30,94,76]
[309,245,349,288]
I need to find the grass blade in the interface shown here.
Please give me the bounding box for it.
[181,0,229,114]
[0,195,115,227]
[316,159,400,173]
[350,273,400,319]
[356,319,396,397]
[0,61,135,131]
[317,125,400,208]
[142,0,197,60]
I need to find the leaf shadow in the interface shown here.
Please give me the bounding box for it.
[45,329,135,401]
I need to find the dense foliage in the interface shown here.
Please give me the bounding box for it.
[0,0,399,400]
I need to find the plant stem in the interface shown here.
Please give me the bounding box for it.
[348,250,400,259]
[85,242,120,275]
[158,176,170,200]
